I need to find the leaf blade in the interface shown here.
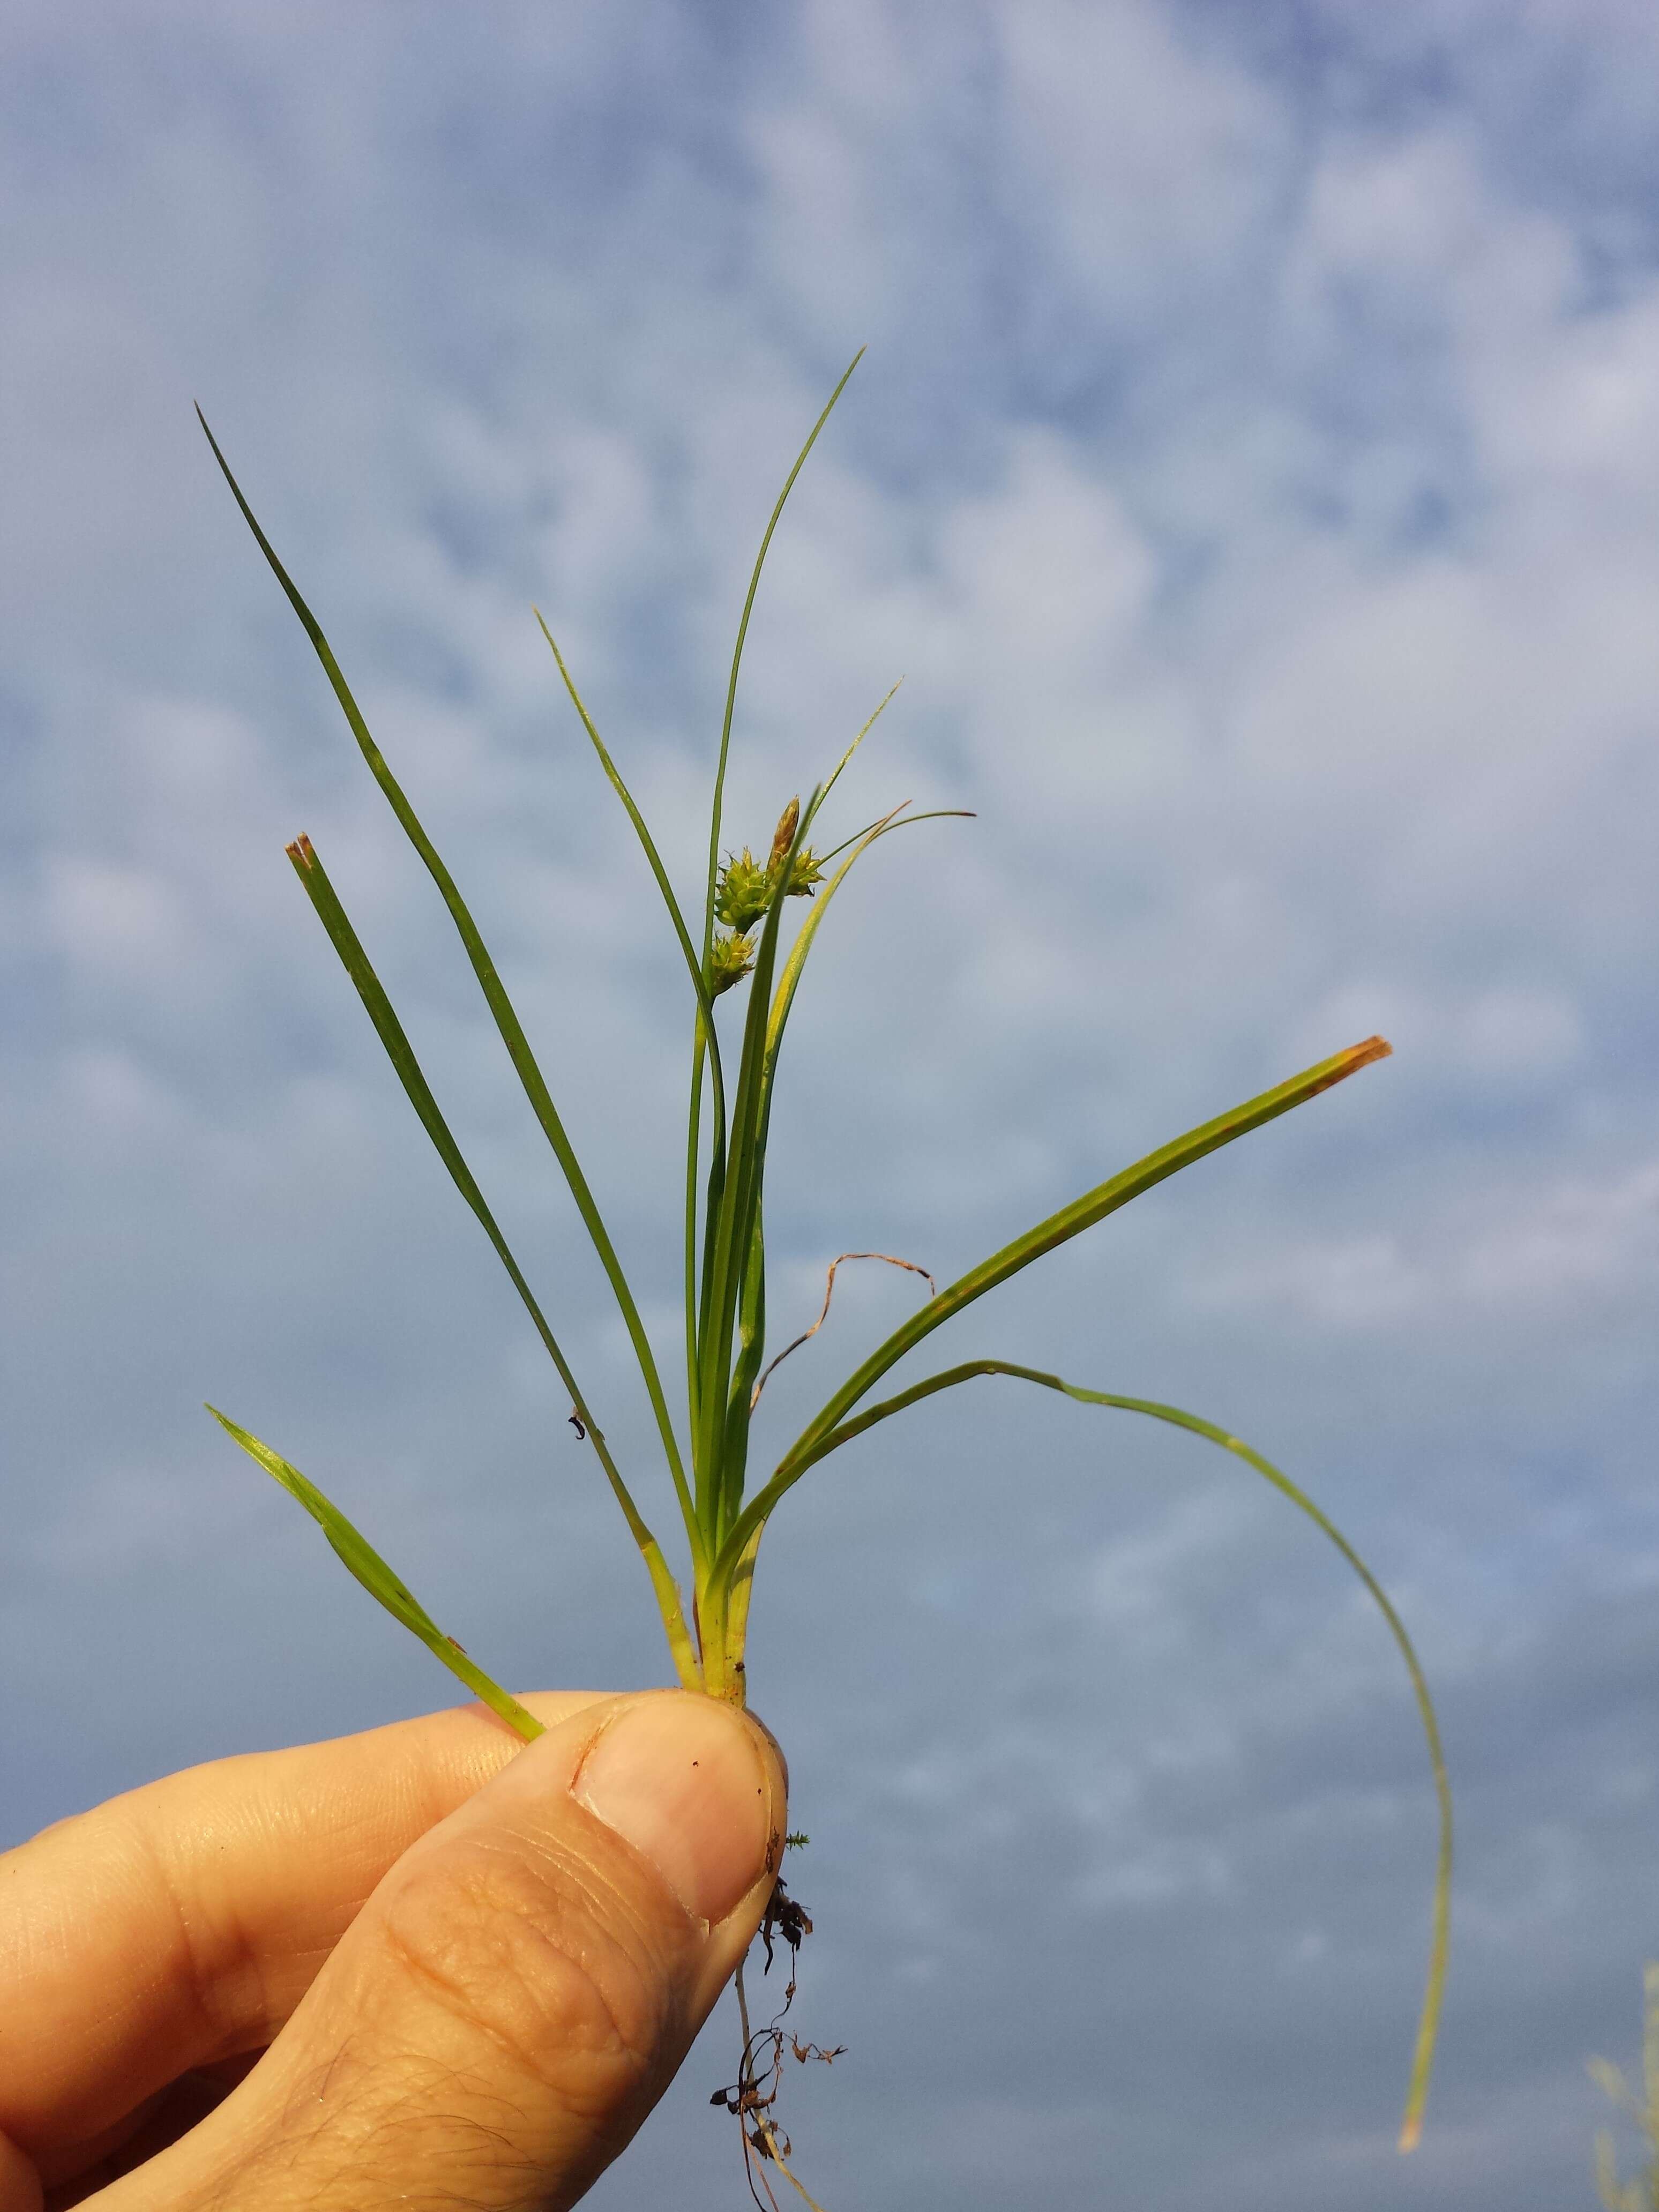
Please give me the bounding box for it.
[283,835,705,1642]
[764,804,973,1077]
[738,1356,1451,2153]
[535,611,723,1064]
[774,1037,1392,1475]
[198,408,693,1532]
[533,612,733,1463]
[207,1405,545,1743]
[701,350,865,962]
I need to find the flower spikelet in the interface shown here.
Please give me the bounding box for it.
[783,845,822,898]
[767,797,802,875]
[765,797,821,898]
[716,849,772,932]
[709,930,756,996]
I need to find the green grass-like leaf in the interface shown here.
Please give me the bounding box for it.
[206,1406,544,1743]
[701,350,864,964]
[723,1035,1393,1571]
[198,407,694,1538]
[282,831,701,1684]
[764,1356,1451,2150]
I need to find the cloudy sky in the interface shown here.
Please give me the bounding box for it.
[4,1,1659,2204]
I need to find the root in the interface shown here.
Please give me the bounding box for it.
[711,1874,845,2211]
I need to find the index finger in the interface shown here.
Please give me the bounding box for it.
[0,1691,607,2166]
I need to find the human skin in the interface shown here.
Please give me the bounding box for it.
[0,1690,787,2210]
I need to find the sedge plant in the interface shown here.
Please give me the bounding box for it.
[196,353,1451,2164]
[1590,1964,1659,2211]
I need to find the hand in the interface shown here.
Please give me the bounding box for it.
[0,1689,787,2210]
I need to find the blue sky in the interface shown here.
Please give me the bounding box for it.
[4,2,1659,2205]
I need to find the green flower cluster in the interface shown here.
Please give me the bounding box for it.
[709,797,824,996]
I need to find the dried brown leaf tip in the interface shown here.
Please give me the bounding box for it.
[286,833,317,869]
[1306,1033,1393,1100]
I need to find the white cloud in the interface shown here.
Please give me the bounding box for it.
[43,857,191,978]
[998,0,1282,308]
[1193,1157,1659,1327]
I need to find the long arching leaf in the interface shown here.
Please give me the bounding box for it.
[737,1356,1450,2153]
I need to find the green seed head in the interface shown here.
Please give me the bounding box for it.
[709,928,757,996]
[783,845,823,898]
[715,848,773,932]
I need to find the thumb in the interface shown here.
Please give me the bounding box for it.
[116,1691,786,2212]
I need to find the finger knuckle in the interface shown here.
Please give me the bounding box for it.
[369,1828,685,2121]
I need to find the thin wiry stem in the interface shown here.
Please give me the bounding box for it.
[697,795,821,1546]
[750,1253,937,1411]
[701,352,865,966]
[537,612,726,1135]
